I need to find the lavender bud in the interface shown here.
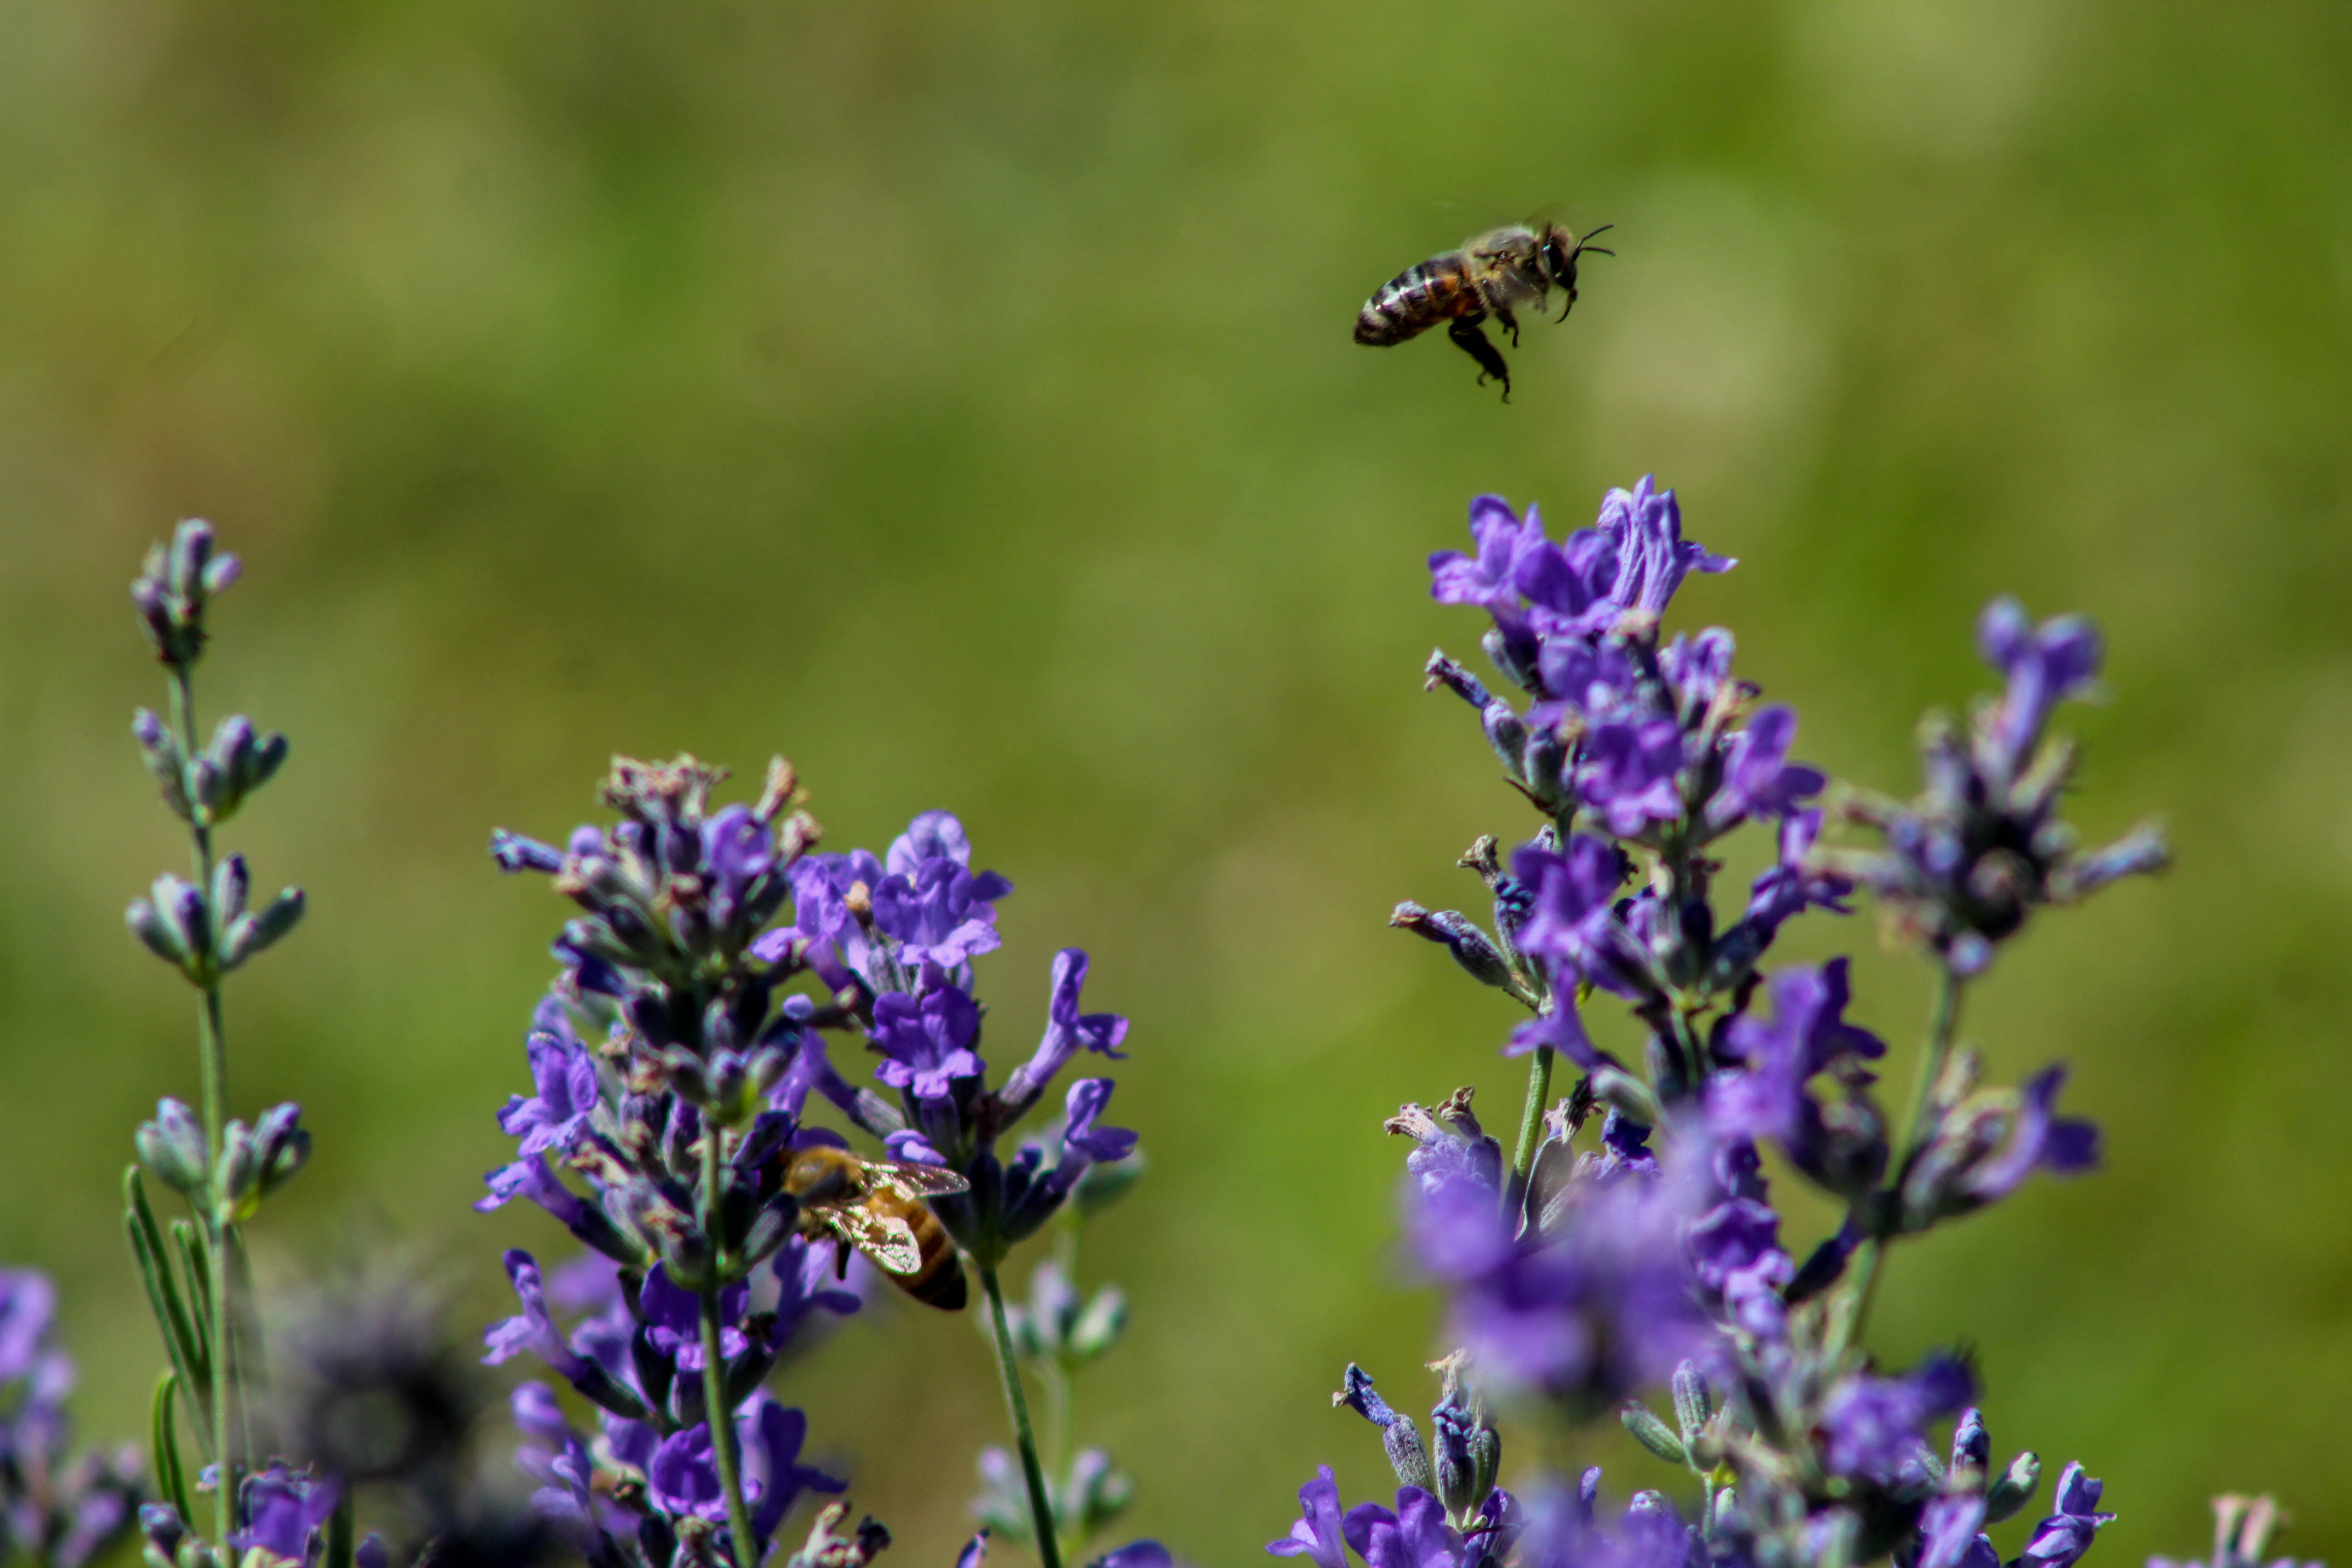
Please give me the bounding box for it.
[2053,822,2169,900]
[1671,1360,1713,1451]
[199,553,241,596]
[1985,1452,2040,1522]
[1027,1261,1080,1353]
[245,1102,310,1205]
[1334,1365,1435,1494]
[1590,1065,1663,1126]
[135,1099,210,1198]
[211,854,250,926]
[126,898,188,967]
[1059,1448,1133,1538]
[137,875,211,973]
[1067,1285,1126,1362]
[1523,722,1568,807]
[489,831,565,874]
[132,709,191,819]
[1072,1150,1145,1215]
[1390,904,1518,992]
[1431,1392,1480,1519]
[191,756,230,819]
[166,520,216,597]
[1424,651,1494,710]
[1479,701,1529,776]
[219,887,303,971]
[1621,1402,1688,1466]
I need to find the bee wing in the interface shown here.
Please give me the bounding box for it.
[817,1204,926,1276]
[868,1160,972,1199]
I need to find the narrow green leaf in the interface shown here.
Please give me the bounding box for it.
[123,1168,211,1405]
[151,1371,195,1526]
[171,1218,213,1346]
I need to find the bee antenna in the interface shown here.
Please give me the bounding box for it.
[1576,223,1616,246]
[1579,246,1617,258]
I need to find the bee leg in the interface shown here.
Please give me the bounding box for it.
[1447,317,1512,401]
[1493,304,1522,349]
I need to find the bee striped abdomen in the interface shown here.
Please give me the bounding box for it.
[1356,256,1479,346]
[898,1210,967,1310]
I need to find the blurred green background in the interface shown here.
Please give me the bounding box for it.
[3,0,2350,1559]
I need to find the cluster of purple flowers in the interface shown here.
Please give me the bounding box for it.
[0,1271,142,1568]
[485,762,1152,1566]
[1271,480,2174,1568]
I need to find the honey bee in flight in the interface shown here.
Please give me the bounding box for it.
[1354,222,1614,399]
[778,1143,972,1311]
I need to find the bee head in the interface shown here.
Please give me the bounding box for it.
[1540,223,1615,300]
[781,1144,862,1204]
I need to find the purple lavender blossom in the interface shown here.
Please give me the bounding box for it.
[2015,1464,2114,1568]
[648,1424,735,1523]
[870,985,985,1097]
[1407,1152,1705,1402]
[483,1251,594,1385]
[1511,838,1646,1000]
[1592,477,1734,619]
[1062,1079,1139,1163]
[1957,1066,2099,1201]
[1269,1467,1348,1568]
[1002,949,1132,1110]
[1578,720,1686,838]
[1430,497,1551,621]
[1342,1488,1461,1568]
[1817,1357,1973,1480]
[1703,706,1824,832]
[229,1467,339,1564]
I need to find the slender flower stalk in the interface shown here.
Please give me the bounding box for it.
[1504,1043,1555,1212]
[982,1265,1065,1568]
[169,663,241,1553]
[698,1130,759,1568]
[1830,968,1966,1356]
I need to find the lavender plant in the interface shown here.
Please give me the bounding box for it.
[31,489,2324,1568]
[119,520,326,1568]
[481,771,1162,1568]
[1264,478,2236,1568]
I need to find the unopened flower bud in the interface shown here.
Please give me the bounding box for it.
[132,709,191,819]
[132,876,211,975]
[1390,903,1519,994]
[1423,651,1493,710]
[1072,1150,1144,1216]
[1621,1402,1688,1466]
[219,888,303,971]
[1671,1360,1713,1451]
[211,854,250,927]
[135,1100,210,1198]
[1067,1285,1126,1362]
[1985,1451,2040,1522]
[1334,1365,1434,1494]
[1059,1449,1132,1538]
[127,899,187,967]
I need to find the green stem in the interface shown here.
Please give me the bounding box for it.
[981,1265,1065,1568]
[697,1130,760,1568]
[1830,967,1965,1357]
[170,664,239,1549]
[1503,1044,1556,1220]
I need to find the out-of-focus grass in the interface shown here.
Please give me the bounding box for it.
[2,0,2349,1559]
